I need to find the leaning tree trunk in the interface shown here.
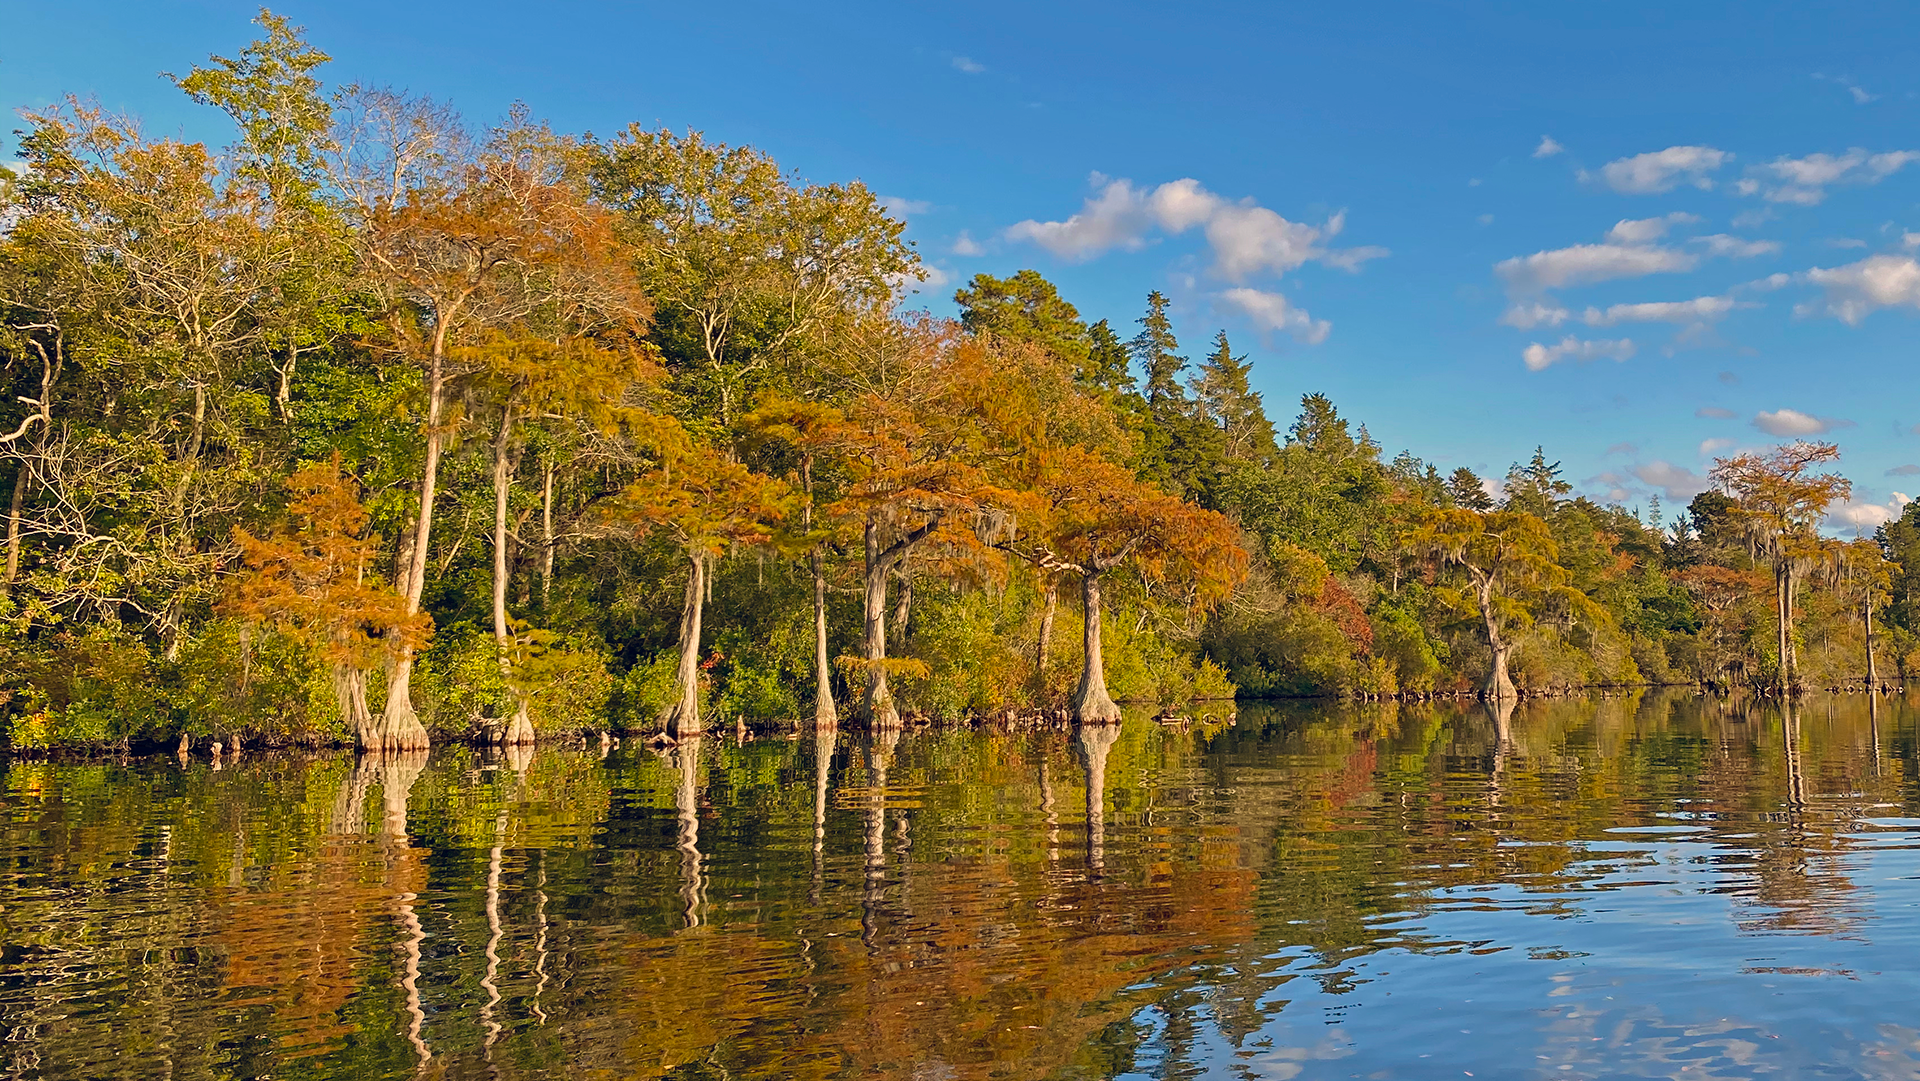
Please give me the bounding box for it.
[491,407,534,747]
[372,364,446,753]
[661,550,707,740]
[811,549,837,728]
[1477,578,1518,702]
[1072,569,1123,724]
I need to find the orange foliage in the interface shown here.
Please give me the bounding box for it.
[224,458,429,666]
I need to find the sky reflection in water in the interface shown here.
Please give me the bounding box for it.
[5,691,1920,1079]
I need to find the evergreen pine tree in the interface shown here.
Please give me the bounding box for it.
[1131,291,1188,414]
[1193,330,1277,465]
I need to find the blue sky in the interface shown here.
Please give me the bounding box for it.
[6,1,1920,528]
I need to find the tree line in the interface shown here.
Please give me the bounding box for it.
[2,15,1915,753]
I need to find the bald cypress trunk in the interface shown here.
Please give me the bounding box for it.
[1072,569,1122,724]
[860,528,898,728]
[1477,576,1518,702]
[812,549,838,728]
[661,551,707,739]
[492,406,534,747]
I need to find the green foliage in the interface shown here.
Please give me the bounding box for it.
[2,12,1913,753]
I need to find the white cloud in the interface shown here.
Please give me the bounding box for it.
[879,195,931,218]
[1582,295,1743,326]
[1535,136,1565,158]
[1903,232,1920,250]
[1590,146,1731,194]
[1696,406,1737,419]
[1740,271,1793,292]
[1693,234,1781,258]
[1219,287,1331,345]
[1496,243,1696,292]
[1004,177,1155,260]
[1828,500,1899,530]
[1206,203,1332,279]
[1634,461,1712,500]
[1815,74,1879,104]
[1521,336,1636,371]
[1005,175,1385,278]
[950,231,985,257]
[1145,177,1221,232]
[1699,437,1736,456]
[1605,212,1700,244]
[1747,149,1920,204]
[1752,408,1853,436]
[952,56,985,74]
[1500,302,1571,329]
[1889,464,1920,476]
[1587,471,1633,503]
[889,264,951,296]
[1801,254,1920,324]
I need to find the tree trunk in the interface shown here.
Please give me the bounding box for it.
[891,566,913,645]
[661,550,706,739]
[1073,569,1122,724]
[1036,581,1058,691]
[812,549,837,728]
[4,460,25,589]
[1478,577,1518,701]
[1775,561,1793,695]
[1774,568,1789,695]
[803,457,836,729]
[491,407,534,747]
[861,524,898,728]
[335,664,374,735]
[1865,593,1879,689]
[373,364,445,753]
[857,512,940,728]
[539,456,556,612]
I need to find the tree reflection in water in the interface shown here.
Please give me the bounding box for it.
[4,692,1920,1079]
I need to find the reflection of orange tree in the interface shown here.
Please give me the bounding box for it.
[538,727,1257,1080]
[210,758,397,1061]
[4,694,1914,1077]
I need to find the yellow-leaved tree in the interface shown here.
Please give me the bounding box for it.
[1402,508,1567,701]
[1710,441,1851,694]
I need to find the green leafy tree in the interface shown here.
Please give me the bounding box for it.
[1403,508,1567,700]
[1193,330,1277,467]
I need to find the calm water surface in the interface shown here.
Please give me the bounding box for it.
[5,692,1920,1079]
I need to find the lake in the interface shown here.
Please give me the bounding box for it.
[4,691,1920,1079]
